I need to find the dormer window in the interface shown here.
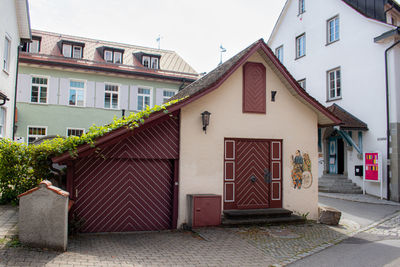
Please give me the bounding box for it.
[101,46,124,64]
[151,57,159,69]
[61,40,85,59]
[142,56,150,68]
[21,36,41,53]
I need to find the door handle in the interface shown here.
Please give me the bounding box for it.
[264,168,272,184]
[250,175,257,183]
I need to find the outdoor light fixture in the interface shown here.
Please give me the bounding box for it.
[201,111,211,133]
[271,91,277,102]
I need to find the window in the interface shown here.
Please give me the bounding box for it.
[275,45,283,63]
[299,0,305,14]
[104,50,113,62]
[142,56,150,68]
[62,44,83,59]
[31,77,48,103]
[327,68,341,100]
[137,88,151,110]
[22,38,41,53]
[3,36,11,72]
[104,84,119,109]
[69,80,85,106]
[298,79,306,90]
[151,57,159,69]
[67,128,85,137]
[327,16,340,44]
[163,90,176,102]
[27,126,47,144]
[296,33,306,58]
[104,50,123,64]
[0,108,5,138]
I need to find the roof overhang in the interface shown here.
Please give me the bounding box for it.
[374,27,400,43]
[15,0,32,41]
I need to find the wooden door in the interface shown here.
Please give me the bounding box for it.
[224,138,282,210]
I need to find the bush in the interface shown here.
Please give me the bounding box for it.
[0,99,182,204]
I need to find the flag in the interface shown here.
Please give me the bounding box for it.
[220,45,226,52]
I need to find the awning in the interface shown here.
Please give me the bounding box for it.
[327,104,368,131]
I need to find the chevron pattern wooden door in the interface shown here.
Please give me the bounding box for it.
[224,138,282,210]
[73,158,173,233]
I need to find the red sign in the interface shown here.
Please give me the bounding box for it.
[364,153,379,181]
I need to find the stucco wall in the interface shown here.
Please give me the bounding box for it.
[268,0,396,197]
[178,52,319,226]
[0,0,20,138]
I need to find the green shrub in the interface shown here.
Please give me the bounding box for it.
[0,100,182,204]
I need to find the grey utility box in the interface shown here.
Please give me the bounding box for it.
[18,180,69,251]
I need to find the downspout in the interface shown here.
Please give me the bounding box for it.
[12,44,22,140]
[385,39,400,200]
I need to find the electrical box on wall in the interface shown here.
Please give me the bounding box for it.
[187,194,221,229]
[355,165,363,177]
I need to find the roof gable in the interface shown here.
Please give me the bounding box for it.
[172,39,341,126]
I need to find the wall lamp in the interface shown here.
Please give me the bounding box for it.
[201,111,211,133]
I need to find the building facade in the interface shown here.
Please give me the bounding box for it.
[0,0,31,139]
[268,0,400,200]
[16,30,198,143]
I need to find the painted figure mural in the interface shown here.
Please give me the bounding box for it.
[291,150,313,189]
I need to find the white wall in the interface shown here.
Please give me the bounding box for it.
[0,0,22,138]
[268,0,397,197]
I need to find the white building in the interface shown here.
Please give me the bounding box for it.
[268,0,400,201]
[0,0,31,139]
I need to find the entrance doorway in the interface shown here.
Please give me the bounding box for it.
[328,136,344,175]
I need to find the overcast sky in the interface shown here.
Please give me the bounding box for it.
[28,0,286,73]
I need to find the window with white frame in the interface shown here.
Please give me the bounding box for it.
[3,36,11,72]
[296,33,306,58]
[62,44,72,57]
[69,80,85,106]
[73,46,82,59]
[163,90,176,102]
[327,16,340,44]
[22,38,40,53]
[31,77,48,103]
[275,45,283,63]
[67,128,85,137]
[142,56,150,68]
[137,88,151,110]
[104,50,122,64]
[27,126,46,144]
[62,44,83,59]
[299,0,305,14]
[104,84,119,109]
[327,68,341,100]
[298,79,306,90]
[104,50,113,62]
[114,52,122,64]
[151,57,159,69]
[0,108,5,138]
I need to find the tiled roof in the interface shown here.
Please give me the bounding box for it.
[27,29,198,76]
[327,104,368,130]
[18,180,69,198]
[342,0,400,23]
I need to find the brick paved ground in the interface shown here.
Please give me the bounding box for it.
[0,204,395,267]
[0,206,18,238]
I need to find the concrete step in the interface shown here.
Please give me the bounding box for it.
[223,208,292,219]
[222,214,305,226]
[320,175,349,180]
[319,188,363,194]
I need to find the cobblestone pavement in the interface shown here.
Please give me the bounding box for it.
[366,212,400,238]
[319,192,400,206]
[0,206,18,238]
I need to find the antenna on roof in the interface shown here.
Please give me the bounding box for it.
[219,44,226,65]
[156,35,163,49]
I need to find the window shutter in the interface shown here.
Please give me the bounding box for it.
[16,74,31,103]
[243,62,266,114]
[129,86,138,111]
[119,85,129,110]
[86,81,95,107]
[155,88,164,106]
[95,82,105,108]
[48,77,58,105]
[59,78,70,106]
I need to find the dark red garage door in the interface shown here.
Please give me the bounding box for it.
[70,115,179,233]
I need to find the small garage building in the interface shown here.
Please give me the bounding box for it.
[53,39,340,232]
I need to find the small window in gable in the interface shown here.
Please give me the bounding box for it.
[243,62,266,114]
[61,40,84,59]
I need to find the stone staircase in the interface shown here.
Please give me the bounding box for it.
[221,208,305,226]
[318,174,363,194]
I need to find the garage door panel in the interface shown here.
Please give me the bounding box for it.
[73,158,173,233]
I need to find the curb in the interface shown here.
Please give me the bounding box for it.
[277,210,400,266]
[319,193,400,206]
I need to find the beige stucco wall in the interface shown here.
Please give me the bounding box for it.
[179,52,319,226]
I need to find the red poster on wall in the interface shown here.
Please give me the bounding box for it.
[364,152,381,182]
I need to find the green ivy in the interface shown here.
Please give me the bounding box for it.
[0,99,184,204]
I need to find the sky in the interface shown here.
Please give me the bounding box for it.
[28,0,287,73]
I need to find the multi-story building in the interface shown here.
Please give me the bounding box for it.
[0,0,31,139]
[268,0,400,200]
[15,30,198,143]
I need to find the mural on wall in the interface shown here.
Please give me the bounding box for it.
[291,150,313,189]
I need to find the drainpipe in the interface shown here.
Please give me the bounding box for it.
[385,39,400,200]
[12,44,22,140]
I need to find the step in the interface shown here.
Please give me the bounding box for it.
[320,175,349,180]
[223,208,292,219]
[319,188,363,194]
[222,214,305,226]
